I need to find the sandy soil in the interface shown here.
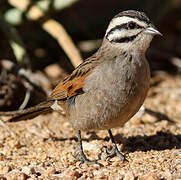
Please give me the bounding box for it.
[0,73,181,179]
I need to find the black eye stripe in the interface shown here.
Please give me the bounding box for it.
[110,34,137,43]
[106,23,143,40]
[110,23,142,32]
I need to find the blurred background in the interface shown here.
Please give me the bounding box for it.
[0,0,181,111]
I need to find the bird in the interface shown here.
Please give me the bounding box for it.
[0,10,162,165]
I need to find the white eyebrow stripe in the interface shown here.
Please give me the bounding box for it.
[106,16,146,36]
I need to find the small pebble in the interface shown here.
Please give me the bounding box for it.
[22,166,36,175]
[5,170,27,180]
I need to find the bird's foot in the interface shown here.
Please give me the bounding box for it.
[106,144,126,162]
[76,130,102,166]
[77,151,102,166]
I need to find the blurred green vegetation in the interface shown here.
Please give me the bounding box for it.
[0,0,180,71]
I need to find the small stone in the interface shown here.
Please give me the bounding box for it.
[22,166,35,175]
[5,170,27,180]
[45,167,56,176]
[172,150,181,156]
[123,172,135,180]
[26,177,37,180]
[8,139,22,149]
[0,166,11,175]
[143,173,158,180]
[52,169,82,179]
[83,141,100,153]
[93,170,106,179]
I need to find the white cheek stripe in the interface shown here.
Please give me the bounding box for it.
[106,16,146,36]
[107,29,121,41]
[107,28,141,42]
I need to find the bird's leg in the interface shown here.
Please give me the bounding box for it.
[106,129,125,161]
[77,130,101,165]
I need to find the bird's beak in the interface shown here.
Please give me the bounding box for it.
[144,25,162,36]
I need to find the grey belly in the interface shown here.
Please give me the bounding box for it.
[68,84,148,131]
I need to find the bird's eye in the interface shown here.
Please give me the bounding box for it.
[128,22,136,29]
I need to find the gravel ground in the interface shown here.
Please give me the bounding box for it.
[0,73,181,180]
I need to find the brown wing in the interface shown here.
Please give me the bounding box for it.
[49,55,100,100]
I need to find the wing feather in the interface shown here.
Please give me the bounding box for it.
[49,55,100,100]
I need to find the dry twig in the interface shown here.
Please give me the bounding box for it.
[8,0,83,68]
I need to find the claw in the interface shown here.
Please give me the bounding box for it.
[77,152,102,166]
[107,129,126,162]
[77,130,103,166]
[106,144,125,161]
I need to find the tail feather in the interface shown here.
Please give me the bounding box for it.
[0,100,54,122]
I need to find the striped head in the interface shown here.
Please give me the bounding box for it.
[105,10,162,52]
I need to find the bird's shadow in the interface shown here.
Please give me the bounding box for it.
[145,108,174,124]
[52,130,181,153]
[114,131,181,152]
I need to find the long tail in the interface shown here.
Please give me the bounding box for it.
[0,100,54,122]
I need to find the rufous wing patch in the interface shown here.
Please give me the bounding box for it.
[49,70,92,100]
[48,54,100,101]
